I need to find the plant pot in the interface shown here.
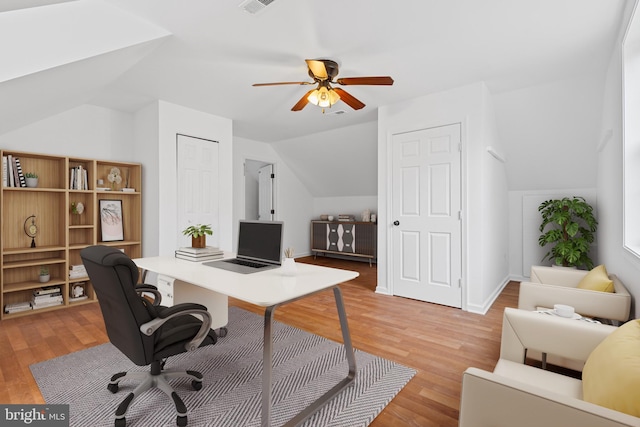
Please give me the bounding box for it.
[192,235,206,248]
[39,274,50,283]
[26,177,38,188]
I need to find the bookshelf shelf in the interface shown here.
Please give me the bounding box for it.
[1,149,142,319]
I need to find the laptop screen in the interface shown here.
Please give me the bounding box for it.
[237,220,284,264]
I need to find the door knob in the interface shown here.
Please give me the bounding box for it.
[393,220,400,226]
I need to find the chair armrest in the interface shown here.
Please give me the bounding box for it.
[530,265,587,286]
[139,303,213,352]
[518,281,631,322]
[135,284,162,306]
[460,367,640,427]
[500,308,617,364]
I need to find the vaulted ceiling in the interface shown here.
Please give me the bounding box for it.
[0,0,627,144]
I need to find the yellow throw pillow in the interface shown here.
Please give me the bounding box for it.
[582,319,640,417]
[577,264,614,293]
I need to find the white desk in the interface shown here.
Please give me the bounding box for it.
[133,256,359,427]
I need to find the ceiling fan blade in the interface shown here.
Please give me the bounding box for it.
[291,89,316,111]
[333,88,365,110]
[305,59,329,80]
[336,76,394,86]
[252,81,314,87]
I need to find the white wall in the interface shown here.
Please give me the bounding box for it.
[0,104,133,159]
[493,73,603,191]
[151,100,233,256]
[597,0,640,318]
[271,121,377,198]
[378,82,509,313]
[233,136,314,258]
[312,196,378,221]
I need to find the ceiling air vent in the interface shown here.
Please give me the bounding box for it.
[239,0,275,15]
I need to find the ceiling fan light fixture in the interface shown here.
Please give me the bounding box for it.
[307,86,340,108]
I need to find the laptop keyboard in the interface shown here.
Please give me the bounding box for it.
[228,259,267,268]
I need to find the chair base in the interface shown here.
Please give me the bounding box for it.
[108,361,203,427]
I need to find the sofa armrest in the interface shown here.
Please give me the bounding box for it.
[459,367,640,427]
[500,308,617,364]
[518,281,631,322]
[530,265,587,286]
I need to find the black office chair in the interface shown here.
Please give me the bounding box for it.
[80,246,217,427]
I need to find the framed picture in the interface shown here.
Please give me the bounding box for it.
[100,199,124,241]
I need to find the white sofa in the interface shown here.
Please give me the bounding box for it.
[518,265,631,322]
[459,308,640,427]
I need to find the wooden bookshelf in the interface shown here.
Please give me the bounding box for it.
[1,150,142,319]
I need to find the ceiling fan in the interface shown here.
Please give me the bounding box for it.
[252,59,394,112]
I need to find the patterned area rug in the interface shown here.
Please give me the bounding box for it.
[31,307,416,427]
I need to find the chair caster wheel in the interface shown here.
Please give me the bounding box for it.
[177,415,187,427]
[115,417,126,427]
[192,380,202,390]
[218,327,228,338]
[108,383,119,393]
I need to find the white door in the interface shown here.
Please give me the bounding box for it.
[258,164,274,221]
[391,124,462,307]
[176,134,220,249]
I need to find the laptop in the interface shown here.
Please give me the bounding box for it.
[204,220,284,274]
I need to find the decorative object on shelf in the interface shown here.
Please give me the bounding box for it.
[370,213,377,223]
[25,172,38,188]
[362,209,371,222]
[107,167,122,191]
[100,200,124,242]
[328,215,334,221]
[23,214,37,248]
[319,214,329,221]
[70,282,86,300]
[71,201,84,225]
[538,196,598,269]
[182,224,213,248]
[39,265,50,283]
[282,247,297,276]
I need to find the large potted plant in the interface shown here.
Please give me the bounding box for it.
[182,224,213,248]
[538,196,598,269]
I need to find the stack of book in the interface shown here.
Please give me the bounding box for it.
[32,286,63,310]
[175,246,224,262]
[2,155,26,187]
[338,214,355,221]
[4,301,32,314]
[69,264,87,279]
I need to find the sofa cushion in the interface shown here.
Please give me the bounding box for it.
[582,319,640,416]
[576,264,614,293]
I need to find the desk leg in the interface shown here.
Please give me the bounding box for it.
[261,286,357,427]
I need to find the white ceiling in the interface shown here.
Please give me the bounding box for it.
[0,0,628,143]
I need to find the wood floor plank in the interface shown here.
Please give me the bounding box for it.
[0,256,518,425]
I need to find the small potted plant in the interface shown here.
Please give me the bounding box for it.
[25,172,38,188]
[538,196,598,269]
[182,224,213,248]
[39,265,50,283]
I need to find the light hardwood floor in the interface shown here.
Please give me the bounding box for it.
[0,256,518,426]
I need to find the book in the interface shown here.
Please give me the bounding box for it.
[12,156,19,188]
[175,252,224,262]
[32,299,63,309]
[177,246,223,255]
[33,286,61,296]
[33,294,63,303]
[2,156,7,187]
[6,155,14,187]
[14,158,26,187]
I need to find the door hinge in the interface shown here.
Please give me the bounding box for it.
[271,173,275,179]
[270,209,275,214]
